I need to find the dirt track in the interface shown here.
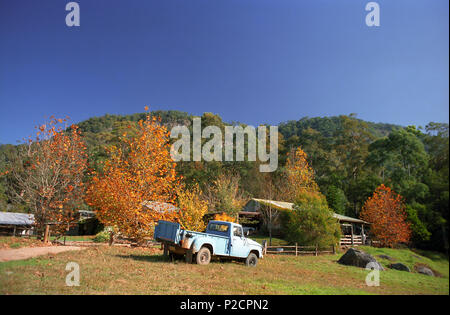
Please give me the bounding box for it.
[0,246,85,262]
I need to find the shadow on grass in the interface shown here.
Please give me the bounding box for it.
[115,254,245,266]
[115,254,169,263]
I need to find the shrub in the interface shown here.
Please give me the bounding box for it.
[281,190,341,249]
[93,227,114,243]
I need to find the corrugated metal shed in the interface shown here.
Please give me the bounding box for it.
[242,198,370,225]
[332,213,370,225]
[0,212,35,226]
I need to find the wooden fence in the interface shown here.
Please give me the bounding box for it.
[263,242,336,256]
[339,234,363,247]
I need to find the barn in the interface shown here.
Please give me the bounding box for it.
[240,198,371,247]
[0,210,101,237]
[0,212,34,236]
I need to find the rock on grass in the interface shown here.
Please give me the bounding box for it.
[415,265,434,277]
[377,254,395,261]
[388,263,410,272]
[338,248,384,270]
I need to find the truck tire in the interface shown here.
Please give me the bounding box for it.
[196,247,211,265]
[245,253,258,267]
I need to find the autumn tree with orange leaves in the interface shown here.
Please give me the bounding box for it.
[7,117,88,239]
[360,184,411,247]
[213,212,237,223]
[86,109,183,241]
[177,183,208,231]
[281,147,319,202]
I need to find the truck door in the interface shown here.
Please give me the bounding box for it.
[230,226,247,258]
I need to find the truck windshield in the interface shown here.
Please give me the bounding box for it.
[208,223,229,233]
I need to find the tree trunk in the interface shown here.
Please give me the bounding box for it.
[109,231,115,246]
[43,224,50,243]
[269,222,272,246]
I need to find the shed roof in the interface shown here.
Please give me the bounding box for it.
[0,212,35,226]
[242,198,370,225]
[332,213,370,224]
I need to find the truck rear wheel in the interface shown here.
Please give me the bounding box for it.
[245,253,258,267]
[196,247,211,265]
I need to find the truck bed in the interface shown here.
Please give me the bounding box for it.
[154,220,229,244]
[154,220,230,255]
[154,220,181,244]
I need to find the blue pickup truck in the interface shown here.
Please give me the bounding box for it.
[154,220,263,267]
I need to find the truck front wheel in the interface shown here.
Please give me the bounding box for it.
[245,253,258,267]
[196,247,211,265]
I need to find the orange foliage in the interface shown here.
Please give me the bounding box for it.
[177,184,208,232]
[360,184,411,247]
[213,212,236,223]
[86,110,183,240]
[282,147,319,202]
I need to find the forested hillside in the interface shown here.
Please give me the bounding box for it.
[0,111,448,253]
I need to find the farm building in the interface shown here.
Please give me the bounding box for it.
[67,210,101,236]
[0,212,34,236]
[0,210,101,236]
[240,198,370,247]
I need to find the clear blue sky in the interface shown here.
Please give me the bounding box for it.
[0,0,448,144]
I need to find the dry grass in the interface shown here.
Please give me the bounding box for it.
[0,245,448,295]
[0,236,53,249]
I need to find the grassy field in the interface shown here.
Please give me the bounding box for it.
[49,235,96,242]
[0,243,448,295]
[0,236,95,249]
[0,236,48,249]
[248,234,289,246]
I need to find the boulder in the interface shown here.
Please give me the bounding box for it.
[415,265,434,277]
[389,263,410,272]
[377,254,395,261]
[338,248,384,270]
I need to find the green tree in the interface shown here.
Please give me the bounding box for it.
[334,115,375,216]
[282,191,341,248]
[326,185,348,215]
[367,128,429,191]
[421,123,449,253]
[405,202,431,243]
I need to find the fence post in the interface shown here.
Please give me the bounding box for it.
[295,243,298,256]
[315,244,318,256]
[351,225,354,246]
[262,240,267,255]
[332,244,335,254]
